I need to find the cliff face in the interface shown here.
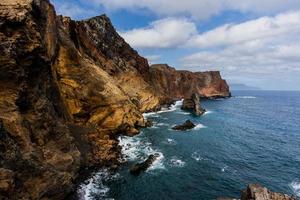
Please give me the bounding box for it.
[150,64,230,104]
[218,184,296,200]
[0,0,230,199]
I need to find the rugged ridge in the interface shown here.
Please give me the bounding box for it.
[0,0,230,199]
[150,64,231,104]
[218,184,296,200]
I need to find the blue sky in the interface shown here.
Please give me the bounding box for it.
[51,0,300,90]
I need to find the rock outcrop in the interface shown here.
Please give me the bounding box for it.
[218,184,296,200]
[241,184,296,200]
[172,120,196,131]
[129,154,159,175]
[0,0,230,199]
[182,93,206,116]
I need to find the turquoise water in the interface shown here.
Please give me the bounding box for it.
[77,91,300,200]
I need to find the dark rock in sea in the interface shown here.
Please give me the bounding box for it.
[145,119,154,127]
[218,184,296,200]
[182,93,206,116]
[172,120,196,131]
[130,154,158,175]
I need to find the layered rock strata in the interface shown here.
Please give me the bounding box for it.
[218,184,296,200]
[182,93,206,116]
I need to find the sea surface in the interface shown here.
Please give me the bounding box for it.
[75,90,300,200]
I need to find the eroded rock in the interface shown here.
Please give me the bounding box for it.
[218,184,296,200]
[130,154,159,175]
[172,120,196,131]
[182,93,206,116]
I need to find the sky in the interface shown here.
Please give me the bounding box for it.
[50,0,300,90]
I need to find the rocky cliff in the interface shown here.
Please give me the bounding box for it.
[0,0,230,199]
[218,184,296,200]
[150,64,230,104]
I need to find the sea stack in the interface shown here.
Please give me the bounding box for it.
[182,93,206,116]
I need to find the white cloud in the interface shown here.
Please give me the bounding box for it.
[50,0,98,19]
[119,18,197,48]
[181,41,300,74]
[187,11,300,48]
[88,0,300,20]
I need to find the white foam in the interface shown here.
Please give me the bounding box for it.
[234,96,256,99]
[77,169,117,200]
[203,110,213,115]
[221,165,229,172]
[143,100,183,118]
[194,123,206,130]
[163,138,177,145]
[170,157,186,167]
[191,151,204,161]
[156,122,169,126]
[118,135,144,161]
[290,179,300,197]
[118,135,165,170]
[147,152,165,171]
[143,112,158,118]
[175,111,190,115]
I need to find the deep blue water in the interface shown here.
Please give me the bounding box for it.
[77,90,300,200]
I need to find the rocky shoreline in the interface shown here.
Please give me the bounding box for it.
[0,0,293,200]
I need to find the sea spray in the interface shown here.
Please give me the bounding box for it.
[290,179,300,197]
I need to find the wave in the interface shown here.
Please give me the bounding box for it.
[194,123,206,130]
[290,179,300,197]
[170,157,186,167]
[77,169,119,200]
[162,138,177,145]
[234,96,256,99]
[203,110,213,115]
[221,165,229,172]
[118,135,165,170]
[175,111,190,115]
[147,152,165,171]
[143,100,183,118]
[191,151,204,161]
[156,122,169,126]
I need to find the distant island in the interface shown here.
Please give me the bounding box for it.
[230,83,261,90]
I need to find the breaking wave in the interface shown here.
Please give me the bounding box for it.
[194,123,206,130]
[290,179,300,197]
[118,135,165,170]
[170,157,186,167]
[77,169,119,200]
[143,100,183,118]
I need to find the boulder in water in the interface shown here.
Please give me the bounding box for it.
[172,120,196,131]
[130,154,159,175]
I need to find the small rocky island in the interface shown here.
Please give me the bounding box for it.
[172,120,196,131]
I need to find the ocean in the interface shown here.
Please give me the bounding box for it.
[75,90,300,200]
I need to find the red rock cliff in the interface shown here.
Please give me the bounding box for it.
[0,0,230,199]
[150,64,230,104]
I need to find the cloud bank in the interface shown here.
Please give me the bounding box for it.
[119,18,197,48]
